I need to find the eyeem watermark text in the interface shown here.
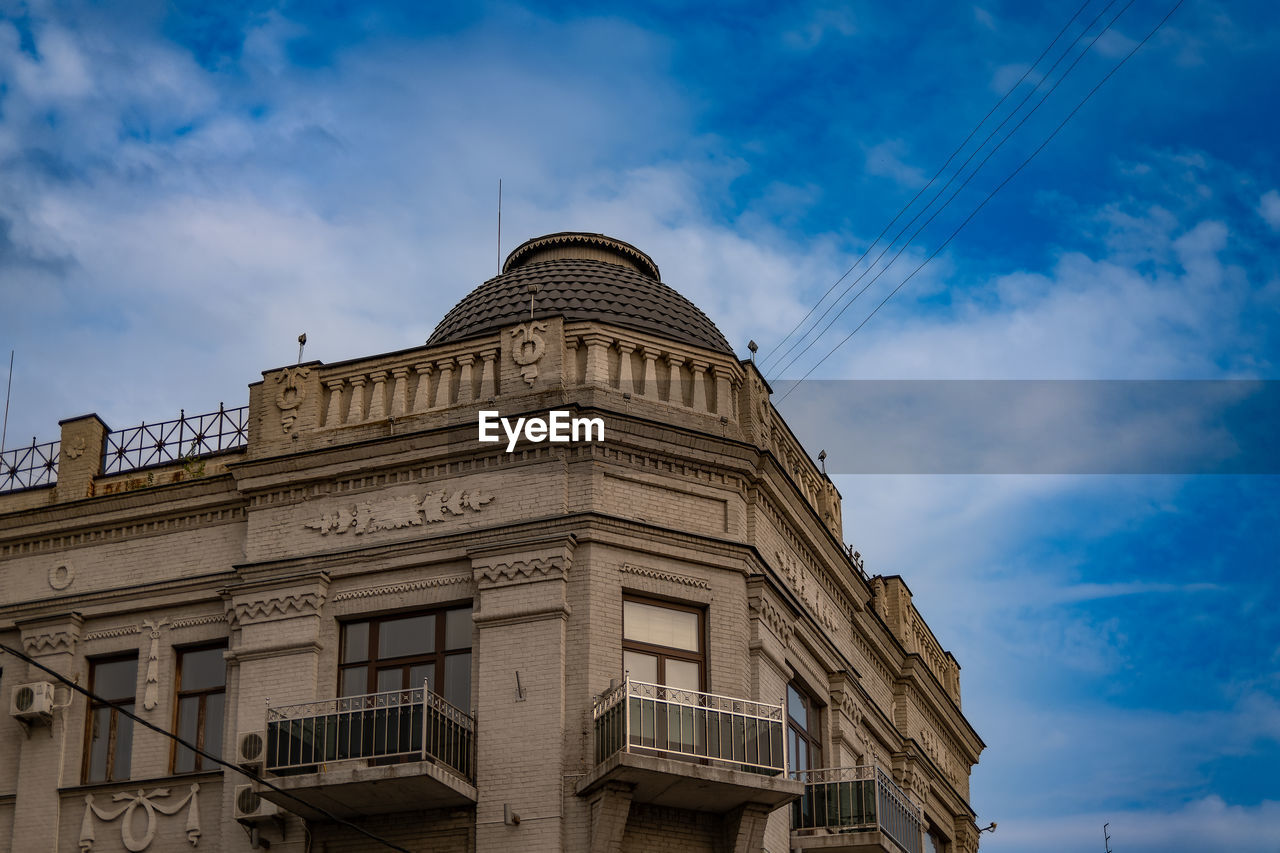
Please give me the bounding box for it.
[478,410,605,452]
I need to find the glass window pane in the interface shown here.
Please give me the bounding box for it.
[378,614,434,658]
[175,695,200,772]
[180,647,226,692]
[204,692,225,760]
[114,709,134,779]
[795,739,807,774]
[788,685,808,728]
[623,651,658,683]
[94,658,138,701]
[443,653,471,711]
[665,659,700,691]
[444,608,472,651]
[377,668,404,693]
[87,706,111,782]
[408,663,434,693]
[341,666,368,697]
[343,621,370,663]
[623,601,699,651]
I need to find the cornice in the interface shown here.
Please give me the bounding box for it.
[617,564,710,590]
[332,573,472,602]
[0,504,246,558]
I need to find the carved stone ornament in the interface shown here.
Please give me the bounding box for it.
[141,618,168,711]
[64,436,87,460]
[305,488,494,536]
[79,784,201,851]
[510,321,548,386]
[274,366,310,434]
[49,562,75,590]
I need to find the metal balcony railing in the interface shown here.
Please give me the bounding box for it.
[101,404,248,475]
[265,684,474,782]
[593,676,786,775]
[792,766,924,853]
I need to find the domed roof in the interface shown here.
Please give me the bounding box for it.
[427,232,733,354]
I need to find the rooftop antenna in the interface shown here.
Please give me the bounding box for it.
[1,350,13,457]
[297,333,307,364]
[497,178,503,275]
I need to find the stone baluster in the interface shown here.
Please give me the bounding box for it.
[616,341,636,393]
[583,333,612,385]
[390,367,410,418]
[478,349,498,398]
[640,347,660,398]
[433,359,455,409]
[456,354,476,404]
[666,355,684,406]
[712,366,734,419]
[324,379,345,427]
[367,371,388,420]
[413,363,434,412]
[689,360,708,411]
[345,376,367,423]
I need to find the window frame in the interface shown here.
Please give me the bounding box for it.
[169,642,228,774]
[83,653,139,784]
[621,595,706,691]
[338,602,473,710]
[787,680,824,774]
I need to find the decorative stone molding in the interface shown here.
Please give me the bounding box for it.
[333,574,471,602]
[170,615,227,630]
[141,618,169,711]
[475,555,568,587]
[79,783,201,851]
[21,614,82,656]
[83,625,142,642]
[304,488,494,536]
[510,321,548,386]
[618,564,710,590]
[273,366,310,434]
[49,561,75,591]
[226,590,326,627]
[471,538,576,589]
[748,594,794,645]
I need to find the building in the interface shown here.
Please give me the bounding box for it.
[0,232,985,853]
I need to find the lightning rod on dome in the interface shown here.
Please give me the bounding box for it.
[497,178,503,275]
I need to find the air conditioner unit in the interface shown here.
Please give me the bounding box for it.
[9,682,55,722]
[237,731,266,773]
[234,785,280,822]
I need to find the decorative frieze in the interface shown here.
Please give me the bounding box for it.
[475,555,569,586]
[273,366,310,434]
[333,574,471,602]
[79,783,201,851]
[141,618,168,710]
[303,488,494,536]
[226,591,326,627]
[618,564,709,590]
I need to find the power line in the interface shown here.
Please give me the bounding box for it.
[0,641,413,853]
[776,0,1187,403]
[761,0,1095,373]
[768,0,1130,383]
[762,0,1136,381]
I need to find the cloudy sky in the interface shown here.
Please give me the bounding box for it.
[2,0,1278,849]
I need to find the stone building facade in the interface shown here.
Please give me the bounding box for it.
[0,232,984,853]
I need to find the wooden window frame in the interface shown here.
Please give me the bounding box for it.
[621,595,706,691]
[787,680,823,773]
[83,654,138,783]
[338,602,473,706]
[169,642,228,774]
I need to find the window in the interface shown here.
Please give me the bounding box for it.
[340,604,473,711]
[787,682,822,774]
[622,597,704,691]
[172,644,227,773]
[85,655,138,783]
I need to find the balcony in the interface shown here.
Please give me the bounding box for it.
[578,677,802,813]
[257,685,476,818]
[791,766,925,853]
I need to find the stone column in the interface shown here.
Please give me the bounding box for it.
[666,355,685,406]
[367,371,388,421]
[616,342,636,394]
[345,376,367,424]
[479,349,498,399]
[712,366,735,420]
[324,380,345,427]
[563,338,579,385]
[412,363,434,413]
[582,333,612,385]
[389,367,410,418]
[433,359,455,409]
[456,354,476,405]
[640,348,660,399]
[689,360,709,411]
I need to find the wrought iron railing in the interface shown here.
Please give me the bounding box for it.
[265,684,474,782]
[102,404,248,475]
[593,676,786,775]
[792,766,924,853]
[0,437,59,493]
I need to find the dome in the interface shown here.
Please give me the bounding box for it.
[427,232,733,354]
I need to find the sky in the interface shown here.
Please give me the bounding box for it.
[2,0,1279,850]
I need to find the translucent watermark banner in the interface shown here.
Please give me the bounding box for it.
[773,380,1280,474]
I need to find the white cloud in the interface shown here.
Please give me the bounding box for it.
[1258,189,1280,230]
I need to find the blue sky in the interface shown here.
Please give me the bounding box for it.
[1,0,1278,849]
